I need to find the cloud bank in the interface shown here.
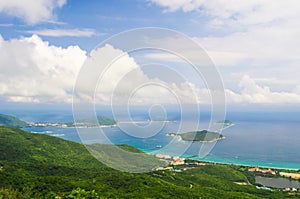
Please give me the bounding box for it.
[0,0,67,24]
[0,34,299,105]
[0,34,86,103]
[151,0,300,104]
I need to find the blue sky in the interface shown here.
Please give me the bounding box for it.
[0,0,300,110]
[0,0,211,50]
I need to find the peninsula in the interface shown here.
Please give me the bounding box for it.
[28,116,117,128]
[0,114,28,128]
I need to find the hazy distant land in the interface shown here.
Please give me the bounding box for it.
[167,130,225,142]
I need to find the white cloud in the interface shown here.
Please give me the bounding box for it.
[143,52,185,63]
[26,28,97,37]
[76,44,201,105]
[226,75,300,104]
[151,0,300,101]
[0,0,67,24]
[152,1,300,67]
[1,35,298,105]
[196,22,300,65]
[150,0,300,27]
[0,36,203,105]
[0,34,86,103]
[151,0,300,66]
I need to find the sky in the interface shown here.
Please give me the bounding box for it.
[1,0,300,111]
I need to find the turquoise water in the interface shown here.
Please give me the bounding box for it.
[21,111,300,170]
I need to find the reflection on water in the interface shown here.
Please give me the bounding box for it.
[255,176,300,188]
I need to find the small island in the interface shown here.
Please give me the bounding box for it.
[216,119,233,124]
[179,130,225,142]
[216,120,234,127]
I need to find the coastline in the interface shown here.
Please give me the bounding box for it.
[139,148,300,171]
[23,126,300,172]
[190,158,300,171]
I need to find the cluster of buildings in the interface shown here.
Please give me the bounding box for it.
[155,154,185,166]
[248,167,276,175]
[154,154,185,171]
[171,157,185,166]
[155,154,185,165]
[154,154,207,172]
[29,122,68,128]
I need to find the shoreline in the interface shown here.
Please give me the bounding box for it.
[140,148,300,171]
[190,158,300,171]
[24,126,300,171]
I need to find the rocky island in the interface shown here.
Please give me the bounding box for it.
[216,120,234,129]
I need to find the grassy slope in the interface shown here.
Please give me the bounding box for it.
[0,126,297,198]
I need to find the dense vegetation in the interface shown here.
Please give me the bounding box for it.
[179,130,224,141]
[0,126,297,198]
[0,114,28,128]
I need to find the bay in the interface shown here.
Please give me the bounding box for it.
[21,111,300,170]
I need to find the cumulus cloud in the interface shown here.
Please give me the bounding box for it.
[196,23,300,66]
[1,35,298,105]
[151,0,300,64]
[0,34,86,103]
[0,36,202,105]
[151,0,300,98]
[26,28,97,37]
[75,44,201,105]
[0,0,67,24]
[226,75,300,104]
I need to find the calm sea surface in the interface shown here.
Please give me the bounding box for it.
[18,111,300,170]
[255,176,300,188]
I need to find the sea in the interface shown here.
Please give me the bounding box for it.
[5,109,300,170]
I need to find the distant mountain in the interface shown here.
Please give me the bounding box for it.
[0,114,28,128]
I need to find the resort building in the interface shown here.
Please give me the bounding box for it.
[248,167,276,175]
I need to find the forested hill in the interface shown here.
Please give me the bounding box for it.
[0,114,28,128]
[0,126,296,198]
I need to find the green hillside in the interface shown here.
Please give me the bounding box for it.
[0,126,297,198]
[0,114,28,128]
